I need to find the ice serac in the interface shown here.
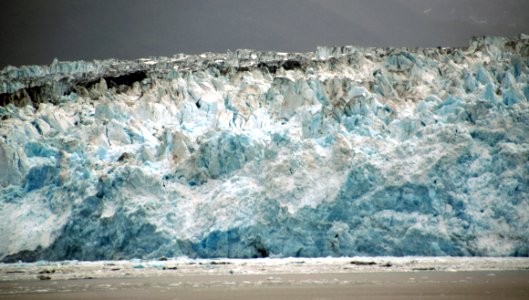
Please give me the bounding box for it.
[1,35,529,261]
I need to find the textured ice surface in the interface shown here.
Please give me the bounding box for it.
[1,35,529,261]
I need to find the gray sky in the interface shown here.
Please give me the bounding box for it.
[1,0,528,68]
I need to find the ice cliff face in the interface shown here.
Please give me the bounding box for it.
[1,35,529,261]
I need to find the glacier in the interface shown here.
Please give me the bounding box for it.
[0,35,528,261]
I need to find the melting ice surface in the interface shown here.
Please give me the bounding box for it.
[1,35,529,261]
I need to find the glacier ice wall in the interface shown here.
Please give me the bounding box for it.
[1,35,529,261]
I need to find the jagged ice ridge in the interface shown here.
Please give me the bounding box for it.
[1,35,529,261]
